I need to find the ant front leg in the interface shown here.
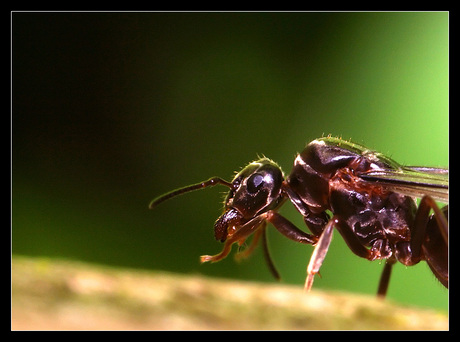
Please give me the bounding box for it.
[265,211,318,245]
[201,210,317,264]
[261,211,319,280]
[231,210,317,281]
[200,214,266,264]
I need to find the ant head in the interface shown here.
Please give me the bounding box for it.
[149,158,285,243]
[213,158,285,242]
[224,158,285,219]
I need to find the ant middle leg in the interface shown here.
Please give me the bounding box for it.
[304,216,338,291]
[304,217,389,293]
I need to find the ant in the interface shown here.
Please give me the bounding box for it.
[149,136,448,297]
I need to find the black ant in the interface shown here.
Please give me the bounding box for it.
[149,136,448,297]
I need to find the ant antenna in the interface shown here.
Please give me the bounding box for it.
[149,177,233,209]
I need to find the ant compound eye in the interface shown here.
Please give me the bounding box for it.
[246,173,265,194]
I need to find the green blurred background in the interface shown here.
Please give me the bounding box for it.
[12,12,448,312]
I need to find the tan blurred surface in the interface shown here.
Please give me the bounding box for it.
[12,256,448,330]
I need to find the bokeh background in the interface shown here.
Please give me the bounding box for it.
[12,12,448,312]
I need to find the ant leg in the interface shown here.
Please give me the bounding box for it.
[202,210,317,264]
[411,195,447,258]
[234,223,264,261]
[305,217,379,292]
[415,196,449,243]
[305,217,338,291]
[234,222,281,280]
[265,211,317,244]
[397,195,448,265]
[377,257,397,298]
[261,226,281,280]
[201,215,266,264]
[282,181,330,236]
[200,239,234,263]
[394,195,448,288]
[202,211,311,279]
[423,204,448,288]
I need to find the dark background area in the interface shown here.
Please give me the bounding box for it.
[12,12,448,311]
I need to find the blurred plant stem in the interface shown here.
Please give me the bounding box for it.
[12,256,448,330]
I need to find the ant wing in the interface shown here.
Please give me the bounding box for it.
[359,166,448,203]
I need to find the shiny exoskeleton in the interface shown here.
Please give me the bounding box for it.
[149,136,448,296]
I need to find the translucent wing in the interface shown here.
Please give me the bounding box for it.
[359,166,448,203]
